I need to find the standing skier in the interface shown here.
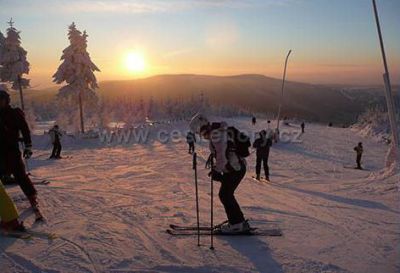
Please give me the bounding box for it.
[252,116,256,126]
[253,130,272,181]
[301,122,305,133]
[354,142,363,169]
[190,114,250,234]
[49,124,62,159]
[0,89,43,221]
[186,131,196,154]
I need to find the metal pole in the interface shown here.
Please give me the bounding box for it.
[372,0,399,163]
[276,50,292,132]
[17,76,25,111]
[17,75,30,173]
[193,152,201,246]
[210,157,214,250]
[78,91,85,133]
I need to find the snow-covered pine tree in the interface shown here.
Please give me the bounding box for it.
[0,19,30,110]
[53,23,100,133]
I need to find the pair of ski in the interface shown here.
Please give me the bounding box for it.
[47,156,72,160]
[252,176,270,183]
[167,223,282,236]
[1,229,58,240]
[343,166,369,171]
[32,179,51,185]
[28,173,51,185]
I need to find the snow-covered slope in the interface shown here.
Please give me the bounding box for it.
[1,118,399,273]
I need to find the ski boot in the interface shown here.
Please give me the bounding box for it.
[256,174,261,181]
[0,219,26,232]
[219,220,251,234]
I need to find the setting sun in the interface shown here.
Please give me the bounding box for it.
[125,52,146,73]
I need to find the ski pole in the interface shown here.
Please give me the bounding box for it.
[193,152,201,246]
[210,157,215,250]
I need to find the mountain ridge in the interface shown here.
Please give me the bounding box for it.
[12,74,389,124]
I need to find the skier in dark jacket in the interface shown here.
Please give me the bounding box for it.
[49,125,62,159]
[354,142,363,169]
[186,131,196,154]
[189,114,250,234]
[253,130,272,181]
[0,89,43,221]
[301,122,305,133]
[252,116,256,126]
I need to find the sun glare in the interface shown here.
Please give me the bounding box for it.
[125,52,146,73]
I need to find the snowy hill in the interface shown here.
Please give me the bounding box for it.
[13,74,391,125]
[1,118,398,273]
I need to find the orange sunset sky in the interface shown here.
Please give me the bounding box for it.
[0,0,399,88]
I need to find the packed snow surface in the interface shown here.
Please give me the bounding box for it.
[1,118,399,273]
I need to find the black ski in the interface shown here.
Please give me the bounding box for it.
[48,156,72,160]
[170,220,228,231]
[1,229,57,240]
[25,229,58,240]
[170,224,212,231]
[166,228,282,237]
[1,231,32,240]
[32,180,51,185]
[343,166,370,171]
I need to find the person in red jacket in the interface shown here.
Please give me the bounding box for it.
[0,88,43,221]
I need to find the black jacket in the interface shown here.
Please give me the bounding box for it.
[0,106,32,152]
[253,137,272,156]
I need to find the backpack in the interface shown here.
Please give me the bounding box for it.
[227,126,251,158]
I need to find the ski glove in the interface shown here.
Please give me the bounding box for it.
[23,147,33,159]
[208,169,223,182]
[205,154,215,169]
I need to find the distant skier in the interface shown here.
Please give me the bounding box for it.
[0,181,25,232]
[252,116,256,126]
[301,122,305,133]
[49,124,62,159]
[190,114,250,234]
[253,130,272,181]
[186,131,196,154]
[354,142,363,169]
[0,88,43,221]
